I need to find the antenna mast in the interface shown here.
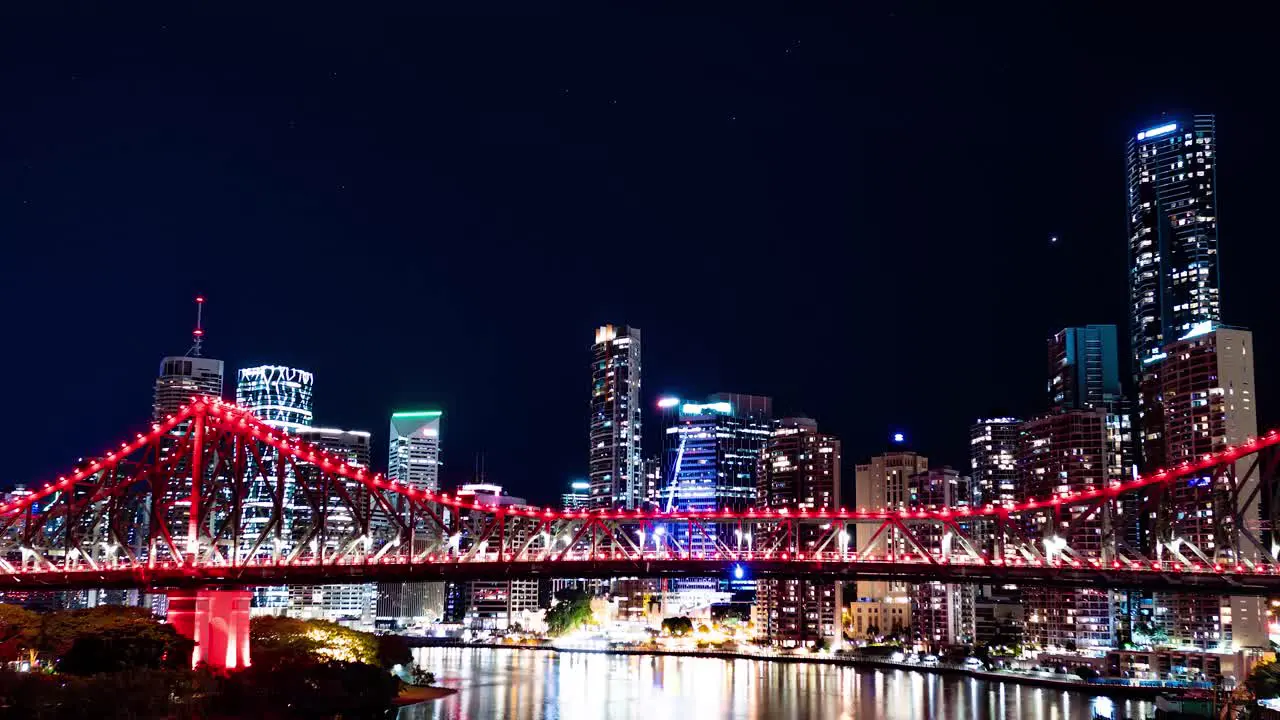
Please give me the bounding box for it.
[187,295,206,357]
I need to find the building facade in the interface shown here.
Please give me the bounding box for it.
[1019,410,1122,652]
[969,418,1021,508]
[154,356,224,420]
[853,449,928,602]
[1145,325,1265,650]
[561,480,590,510]
[755,418,843,648]
[1126,114,1220,375]
[388,410,442,492]
[589,325,643,509]
[906,467,973,649]
[236,365,315,611]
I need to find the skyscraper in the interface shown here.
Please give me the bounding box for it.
[1127,114,1220,374]
[589,324,643,509]
[389,411,442,492]
[660,394,773,517]
[382,410,444,627]
[906,467,973,649]
[154,357,224,420]
[1019,410,1122,651]
[755,418,843,648]
[853,448,928,602]
[290,427,377,628]
[154,296,223,419]
[1049,325,1123,410]
[969,418,1021,508]
[236,365,315,431]
[236,365,314,611]
[561,480,590,510]
[1144,324,1264,650]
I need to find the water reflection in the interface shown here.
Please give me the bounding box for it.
[401,648,1153,720]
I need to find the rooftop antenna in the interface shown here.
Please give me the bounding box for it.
[187,295,206,357]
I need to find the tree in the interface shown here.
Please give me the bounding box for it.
[865,623,880,640]
[545,589,594,637]
[661,617,695,637]
[36,605,192,675]
[0,604,40,663]
[249,616,380,667]
[1248,660,1280,700]
[376,632,413,670]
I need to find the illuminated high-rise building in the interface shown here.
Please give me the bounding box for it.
[389,411,442,491]
[1018,410,1121,652]
[853,447,928,602]
[660,394,773,517]
[561,480,590,510]
[906,467,973,649]
[1127,114,1220,376]
[236,365,315,431]
[969,418,1021,507]
[589,324,643,509]
[290,427,376,628]
[381,410,443,626]
[154,297,223,419]
[1049,325,1123,411]
[236,365,314,611]
[1144,324,1264,650]
[755,418,843,648]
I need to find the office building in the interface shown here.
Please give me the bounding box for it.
[660,394,773,516]
[1049,325,1124,410]
[1144,325,1265,650]
[389,411,442,492]
[154,357,224,420]
[755,418,843,648]
[236,365,315,611]
[561,480,590,510]
[289,427,378,627]
[853,448,928,602]
[378,410,444,626]
[1127,115,1220,375]
[589,324,643,509]
[969,418,1021,508]
[454,484,542,632]
[906,467,973,649]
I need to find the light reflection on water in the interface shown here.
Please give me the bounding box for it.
[400,648,1152,720]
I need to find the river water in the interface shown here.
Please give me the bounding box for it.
[402,647,1154,720]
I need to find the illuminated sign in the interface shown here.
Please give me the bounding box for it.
[657,397,681,409]
[681,402,733,416]
[571,481,590,491]
[892,432,906,444]
[1178,320,1217,341]
[1137,123,1177,141]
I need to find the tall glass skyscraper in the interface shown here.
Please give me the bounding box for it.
[235,365,315,431]
[589,324,643,509]
[389,410,442,492]
[1126,114,1220,374]
[236,365,314,611]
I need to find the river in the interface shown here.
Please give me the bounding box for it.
[402,647,1155,719]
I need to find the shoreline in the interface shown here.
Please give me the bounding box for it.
[394,685,459,706]
[418,642,1177,699]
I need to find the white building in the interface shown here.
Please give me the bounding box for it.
[389,411,442,492]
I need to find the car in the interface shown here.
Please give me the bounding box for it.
[963,657,985,669]
[921,654,938,665]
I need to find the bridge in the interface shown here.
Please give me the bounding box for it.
[3,397,1280,667]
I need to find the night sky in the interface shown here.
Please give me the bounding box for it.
[1,7,1274,506]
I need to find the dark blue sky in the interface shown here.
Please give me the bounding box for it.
[1,6,1274,505]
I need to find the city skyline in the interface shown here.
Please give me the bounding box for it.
[3,11,1277,511]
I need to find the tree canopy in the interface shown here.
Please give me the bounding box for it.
[662,617,695,636]
[545,589,594,637]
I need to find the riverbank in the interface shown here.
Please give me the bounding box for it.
[426,641,1178,699]
[395,685,458,706]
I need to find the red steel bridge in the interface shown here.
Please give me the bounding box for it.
[3,397,1280,666]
